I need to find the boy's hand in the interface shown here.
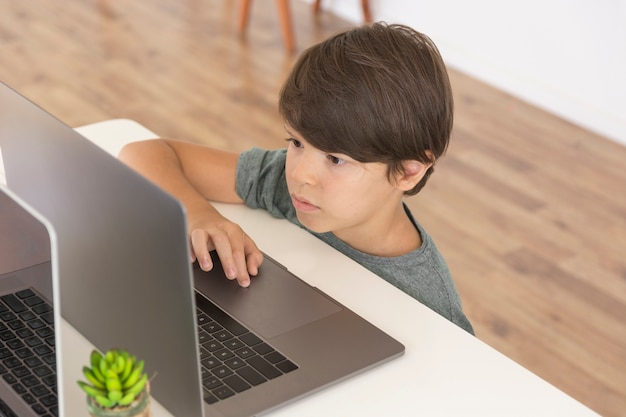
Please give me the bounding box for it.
[188,212,263,288]
[118,139,258,285]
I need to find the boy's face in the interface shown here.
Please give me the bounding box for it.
[284,125,407,242]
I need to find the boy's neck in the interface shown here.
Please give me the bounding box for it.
[333,204,422,257]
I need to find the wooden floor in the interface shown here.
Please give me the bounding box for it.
[1,1,624,415]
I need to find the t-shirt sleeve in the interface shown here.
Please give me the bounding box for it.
[235,147,296,220]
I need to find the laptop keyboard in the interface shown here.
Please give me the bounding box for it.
[0,287,298,412]
[195,292,298,404]
[0,288,57,417]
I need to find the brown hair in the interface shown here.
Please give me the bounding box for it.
[279,22,453,195]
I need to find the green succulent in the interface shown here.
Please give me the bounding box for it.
[77,348,149,409]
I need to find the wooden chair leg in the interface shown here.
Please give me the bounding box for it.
[238,0,252,33]
[241,0,370,53]
[313,0,372,23]
[238,0,294,52]
[361,0,372,23]
[276,0,295,52]
[312,0,322,15]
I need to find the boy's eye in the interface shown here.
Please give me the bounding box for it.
[327,154,346,165]
[286,138,303,148]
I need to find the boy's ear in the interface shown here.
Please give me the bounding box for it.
[394,156,433,191]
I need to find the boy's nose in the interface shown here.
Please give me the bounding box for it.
[289,152,318,185]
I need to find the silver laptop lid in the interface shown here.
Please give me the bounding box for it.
[0,82,204,417]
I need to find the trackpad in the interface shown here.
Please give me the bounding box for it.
[193,252,341,339]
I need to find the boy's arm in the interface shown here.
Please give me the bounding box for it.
[118,139,263,287]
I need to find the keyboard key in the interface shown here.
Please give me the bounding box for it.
[42,375,56,387]
[1,294,27,313]
[21,375,39,387]
[16,289,35,299]
[30,384,50,397]
[21,393,36,404]
[223,374,251,393]
[34,365,52,377]
[196,312,209,326]
[7,340,24,350]
[195,294,247,336]
[25,336,44,347]
[234,347,255,359]
[41,312,54,325]
[31,403,46,415]
[40,394,57,407]
[202,322,222,333]
[201,357,220,370]
[27,319,46,330]
[202,340,223,353]
[265,351,286,364]
[197,331,211,344]
[8,320,24,330]
[211,365,233,379]
[12,366,31,378]
[24,296,44,308]
[276,360,298,374]
[213,330,233,342]
[236,366,266,386]
[0,331,16,341]
[247,356,282,380]
[16,328,34,338]
[3,357,21,368]
[204,392,218,404]
[25,357,43,368]
[214,348,235,361]
[195,291,298,405]
[0,312,16,322]
[33,345,52,356]
[224,357,246,370]
[42,354,55,365]
[3,373,17,384]
[16,348,33,359]
[252,343,274,355]
[199,347,211,359]
[202,375,222,390]
[211,385,235,400]
[12,383,26,394]
[239,332,262,346]
[223,338,244,351]
[36,327,53,338]
[32,304,52,315]
[19,311,36,321]
[0,348,12,359]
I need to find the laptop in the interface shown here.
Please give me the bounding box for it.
[0,81,405,417]
[0,186,58,417]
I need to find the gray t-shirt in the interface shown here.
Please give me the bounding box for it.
[236,148,474,334]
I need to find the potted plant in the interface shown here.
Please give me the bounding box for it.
[77,348,152,417]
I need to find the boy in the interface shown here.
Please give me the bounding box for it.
[119,23,474,334]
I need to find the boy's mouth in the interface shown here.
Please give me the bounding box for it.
[291,194,319,212]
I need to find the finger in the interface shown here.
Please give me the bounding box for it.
[211,232,250,286]
[231,240,252,288]
[190,229,214,271]
[244,236,264,276]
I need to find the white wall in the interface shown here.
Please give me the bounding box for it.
[312,0,626,146]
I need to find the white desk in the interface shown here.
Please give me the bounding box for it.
[65,119,600,416]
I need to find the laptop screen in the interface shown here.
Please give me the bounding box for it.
[0,82,204,417]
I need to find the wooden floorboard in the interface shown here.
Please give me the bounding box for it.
[0,1,624,416]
